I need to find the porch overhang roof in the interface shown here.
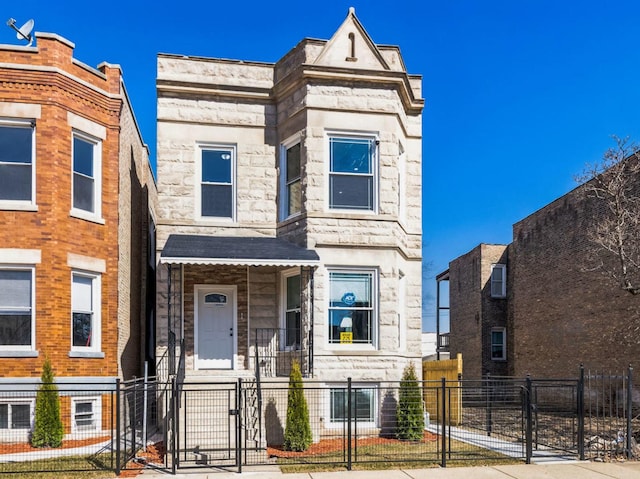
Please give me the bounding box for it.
[160,234,320,267]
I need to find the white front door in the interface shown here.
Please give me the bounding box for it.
[195,285,236,369]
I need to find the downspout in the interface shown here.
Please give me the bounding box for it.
[247,264,250,370]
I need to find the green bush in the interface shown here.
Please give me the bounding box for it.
[283,360,312,451]
[396,362,424,441]
[31,357,64,448]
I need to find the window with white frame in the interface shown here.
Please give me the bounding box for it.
[71,272,101,352]
[72,132,101,217]
[0,268,34,349]
[0,401,32,429]
[0,121,34,204]
[72,396,101,432]
[199,146,235,219]
[491,328,506,360]
[281,271,301,350]
[328,270,376,345]
[329,385,377,425]
[281,140,301,219]
[328,135,377,211]
[490,264,506,298]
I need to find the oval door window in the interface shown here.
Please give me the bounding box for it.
[204,293,227,305]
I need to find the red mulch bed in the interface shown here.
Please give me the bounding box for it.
[120,442,165,478]
[267,431,438,458]
[0,435,111,454]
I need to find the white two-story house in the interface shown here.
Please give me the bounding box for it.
[155,9,423,429]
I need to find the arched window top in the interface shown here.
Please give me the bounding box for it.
[205,293,227,305]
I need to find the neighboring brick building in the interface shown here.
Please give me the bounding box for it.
[441,244,509,379]
[443,169,640,379]
[155,8,423,435]
[0,32,156,437]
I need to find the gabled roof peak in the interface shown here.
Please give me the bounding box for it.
[313,7,392,71]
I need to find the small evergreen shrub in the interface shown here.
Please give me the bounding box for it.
[396,362,424,441]
[31,358,64,448]
[283,360,312,451]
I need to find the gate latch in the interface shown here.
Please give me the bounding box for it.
[229,409,239,416]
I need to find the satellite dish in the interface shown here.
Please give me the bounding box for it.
[6,18,34,46]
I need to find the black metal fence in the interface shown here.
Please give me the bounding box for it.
[160,367,638,473]
[0,377,160,475]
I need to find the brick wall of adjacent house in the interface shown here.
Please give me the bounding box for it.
[448,244,508,379]
[510,178,640,378]
[0,33,154,380]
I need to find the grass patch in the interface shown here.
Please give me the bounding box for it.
[277,439,523,473]
[0,453,116,478]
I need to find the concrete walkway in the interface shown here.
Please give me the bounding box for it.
[138,461,640,478]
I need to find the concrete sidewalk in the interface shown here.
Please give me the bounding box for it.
[138,461,640,478]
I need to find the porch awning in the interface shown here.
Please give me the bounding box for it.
[160,234,320,267]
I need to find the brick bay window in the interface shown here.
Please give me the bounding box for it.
[198,145,235,220]
[71,272,101,356]
[328,134,377,211]
[71,132,102,221]
[0,120,35,208]
[328,270,376,346]
[0,268,34,352]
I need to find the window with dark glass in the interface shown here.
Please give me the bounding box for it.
[328,271,374,345]
[72,274,94,348]
[74,401,95,430]
[285,143,301,217]
[329,136,375,210]
[285,274,301,349]
[330,387,375,423]
[0,269,32,347]
[491,328,506,360]
[0,123,33,202]
[201,148,234,218]
[490,264,506,298]
[73,136,96,213]
[0,403,31,429]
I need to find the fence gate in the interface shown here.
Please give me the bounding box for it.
[172,381,240,470]
[528,378,581,458]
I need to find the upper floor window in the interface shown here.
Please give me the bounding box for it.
[491,327,506,361]
[0,268,33,350]
[72,133,102,220]
[0,121,34,205]
[281,141,301,219]
[71,272,101,353]
[490,264,506,298]
[199,146,235,220]
[329,135,377,211]
[328,270,376,346]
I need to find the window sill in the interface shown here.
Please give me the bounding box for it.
[0,350,39,357]
[326,345,378,354]
[69,351,105,359]
[70,209,105,225]
[0,202,38,212]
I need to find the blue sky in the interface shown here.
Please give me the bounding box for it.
[4,1,640,331]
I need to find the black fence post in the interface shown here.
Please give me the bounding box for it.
[115,378,121,475]
[486,373,492,436]
[578,365,585,460]
[172,376,178,473]
[627,365,633,459]
[347,377,352,471]
[441,377,446,468]
[525,375,532,464]
[237,378,243,473]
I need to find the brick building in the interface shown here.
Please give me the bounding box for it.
[155,8,423,440]
[0,32,156,437]
[442,168,640,379]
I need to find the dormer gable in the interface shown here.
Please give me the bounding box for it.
[313,7,393,71]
